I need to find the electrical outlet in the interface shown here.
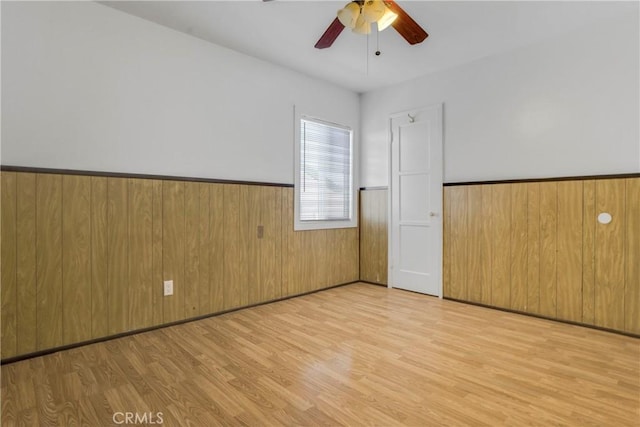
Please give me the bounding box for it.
[163,280,174,296]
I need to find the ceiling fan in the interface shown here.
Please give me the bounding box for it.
[314,0,428,49]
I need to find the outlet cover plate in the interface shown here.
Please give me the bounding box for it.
[163,280,174,296]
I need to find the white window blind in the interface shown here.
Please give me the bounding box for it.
[300,118,353,222]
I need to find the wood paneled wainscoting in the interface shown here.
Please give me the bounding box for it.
[359,188,388,285]
[0,169,359,361]
[443,176,640,335]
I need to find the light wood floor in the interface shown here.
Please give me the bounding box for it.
[1,283,639,426]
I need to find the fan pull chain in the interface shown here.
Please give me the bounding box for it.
[366,31,370,75]
[375,25,381,56]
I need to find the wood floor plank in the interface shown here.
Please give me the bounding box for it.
[2,284,638,426]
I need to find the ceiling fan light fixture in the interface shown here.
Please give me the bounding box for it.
[317,0,427,49]
[337,2,360,29]
[376,6,398,31]
[361,0,386,23]
[352,14,371,35]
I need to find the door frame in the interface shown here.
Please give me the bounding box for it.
[387,103,444,297]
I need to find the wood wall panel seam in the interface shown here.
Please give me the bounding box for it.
[91,177,109,339]
[223,184,243,310]
[582,181,596,325]
[466,186,482,303]
[162,181,186,324]
[197,183,211,316]
[594,180,626,330]
[450,187,469,301]
[151,180,164,326]
[624,178,640,333]
[107,178,130,335]
[209,184,225,314]
[184,182,201,319]
[539,182,558,318]
[61,175,92,344]
[491,184,512,309]
[359,189,388,285]
[480,185,493,305]
[35,173,63,350]
[1,172,18,358]
[509,183,528,312]
[16,173,37,354]
[526,183,540,314]
[128,179,154,331]
[555,181,583,323]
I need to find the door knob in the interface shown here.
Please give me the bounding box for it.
[429,212,439,217]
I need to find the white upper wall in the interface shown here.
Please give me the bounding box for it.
[1,1,359,184]
[361,10,640,186]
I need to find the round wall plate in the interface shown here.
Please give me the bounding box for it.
[597,212,612,225]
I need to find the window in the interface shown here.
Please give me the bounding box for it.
[295,116,356,230]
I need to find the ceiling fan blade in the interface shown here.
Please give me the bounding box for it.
[385,0,428,45]
[314,18,345,49]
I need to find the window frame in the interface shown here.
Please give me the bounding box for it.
[294,113,357,231]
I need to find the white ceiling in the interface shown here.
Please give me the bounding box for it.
[100,1,634,93]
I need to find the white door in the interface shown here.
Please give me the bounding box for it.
[389,104,443,296]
